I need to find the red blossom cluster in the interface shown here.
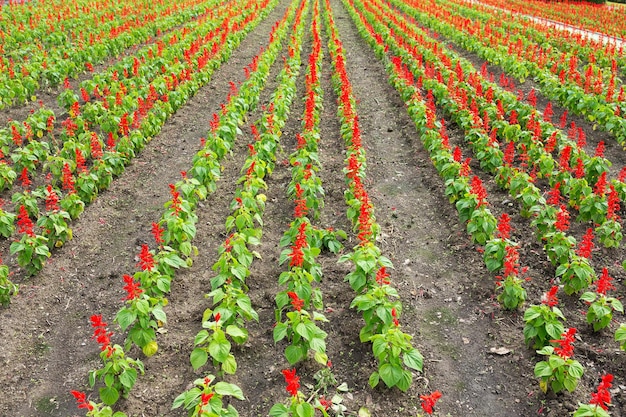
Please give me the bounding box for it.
[590,374,613,411]
[17,205,34,237]
[62,162,76,194]
[169,184,182,215]
[555,205,570,232]
[607,185,621,221]
[294,183,307,218]
[577,228,595,259]
[420,391,442,414]
[90,314,114,357]
[151,222,164,245]
[19,167,30,189]
[281,368,300,397]
[541,286,559,307]
[552,328,577,359]
[470,175,487,207]
[137,244,155,271]
[595,267,615,296]
[45,185,59,212]
[70,391,94,411]
[496,213,511,239]
[375,266,390,285]
[287,291,304,312]
[288,222,308,267]
[90,132,103,159]
[122,274,143,301]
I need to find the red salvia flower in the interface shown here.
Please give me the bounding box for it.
[62,163,76,194]
[545,132,557,153]
[452,146,462,163]
[559,146,572,171]
[552,328,576,359]
[19,167,30,189]
[590,374,613,411]
[594,172,607,197]
[420,391,442,414]
[541,286,559,307]
[137,244,155,271]
[607,185,621,221]
[577,228,595,259]
[75,149,87,173]
[391,307,399,326]
[90,314,113,356]
[90,132,103,159]
[375,267,390,285]
[281,368,300,397]
[497,213,511,239]
[200,392,214,406]
[596,268,615,296]
[70,390,94,411]
[17,205,34,237]
[122,274,143,301]
[45,185,59,212]
[574,158,585,179]
[503,245,520,278]
[470,176,487,208]
[287,291,304,311]
[555,205,570,232]
[169,184,181,215]
[151,222,164,245]
[503,141,515,165]
[543,101,553,122]
[547,182,562,206]
[595,141,605,158]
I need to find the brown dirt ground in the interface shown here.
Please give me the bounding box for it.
[1,0,626,416]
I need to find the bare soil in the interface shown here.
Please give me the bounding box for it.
[1,0,625,416]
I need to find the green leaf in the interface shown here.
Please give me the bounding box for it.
[269,404,290,417]
[368,371,380,389]
[190,348,208,370]
[285,344,305,364]
[208,338,231,363]
[100,386,119,406]
[273,322,288,342]
[115,308,137,331]
[379,363,403,387]
[214,381,245,400]
[222,354,237,375]
[534,361,553,377]
[403,348,423,371]
[119,368,137,390]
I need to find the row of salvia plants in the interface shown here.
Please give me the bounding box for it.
[343,0,623,413]
[0,0,275,305]
[175,0,312,414]
[68,0,296,413]
[0,0,216,108]
[70,0,438,414]
[388,0,626,147]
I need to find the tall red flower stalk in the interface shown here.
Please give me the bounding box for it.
[577,228,594,259]
[496,213,511,239]
[288,222,308,267]
[590,374,613,411]
[45,185,59,212]
[596,268,615,296]
[470,176,487,207]
[137,244,155,271]
[151,222,164,245]
[541,286,559,307]
[420,391,442,414]
[555,205,570,232]
[70,391,94,411]
[90,314,113,357]
[62,162,76,194]
[281,368,300,397]
[17,205,34,237]
[122,274,143,301]
[552,328,577,359]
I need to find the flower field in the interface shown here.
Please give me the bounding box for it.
[0,0,625,416]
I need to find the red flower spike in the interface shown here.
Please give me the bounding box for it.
[552,328,576,359]
[375,267,391,285]
[45,185,60,212]
[281,368,300,397]
[137,244,155,271]
[555,205,570,232]
[596,268,615,296]
[151,222,164,245]
[541,286,559,307]
[577,228,594,259]
[17,205,34,237]
[497,213,511,239]
[70,390,94,411]
[287,291,304,312]
[122,274,143,301]
[420,391,442,414]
